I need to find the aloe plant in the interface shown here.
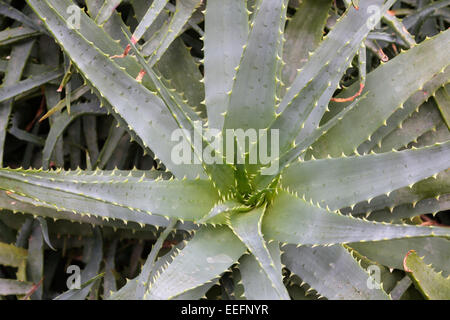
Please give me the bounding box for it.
[0,0,449,300]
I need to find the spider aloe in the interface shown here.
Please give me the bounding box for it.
[0,0,449,300]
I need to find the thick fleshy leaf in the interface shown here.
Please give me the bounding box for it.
[381,10,416,48]
[282,0,331,89]
[311,28,450,158]
[404,250,450,300]
[0,168,220,222]
[203,0,248,130]
[156,38,205,113]
[108,240,182,300]
[255,93,365,187]
[135,219,177,299]
[403,0,450,30]
[364,194,450,223]
[0,186,183,231]
[118,32,202,133]
[372,100,443,154]
[271,0,391,158]
[145,225,246,300]
[229,207,289,299]
[0,206,158,241]
[223,0,288,132]
[435,85,450,130]
[142,0,202,66]
[356,68,450,154]
[262,190,450,245]
[281,141,450,210]
[68,0,146,82]
[238,241,288,300]
[347,168,450,217]
[350,237,450,277]
[199,200,249,225]
[132,0,168,43]
[124,32,235,194]
[0,26,40,45]
[95,0,122,25]
[27,0,205,179]
[414,122,450,148]
[0,68,63,103]
[282,244,389,300]
[86,0,131,47]
[347,245,403,295]
[109,240,213,300]
[54,273,105,300]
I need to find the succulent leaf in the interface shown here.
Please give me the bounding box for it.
[223,0,288,132]
[229,206,290,299]
[262,190,450,245]
[282,244,390,300]
[311,29,450,158]
[145,225,246,300]
[351,237,450,277]
[281,141,450,210]
[204,0,248,131]
[0,167,220,222]
[403,250,450,299]
[238,241,288,300]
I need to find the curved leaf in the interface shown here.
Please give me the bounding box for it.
[145,225,246,300]
[27,0,205,179]
[238,241,288,300]
[311,29,450,158]
[262,190,450,245]
[0,168,220,222]
[282,244,389,300]
[42,101,106,169]
[223,0,288,132]
[281,141,450,210]
[204,0,248,130]
[404,250,450,300]
[229,207,289,299]
[350,237,450,277]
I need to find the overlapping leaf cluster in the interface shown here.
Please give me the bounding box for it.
[0,0,449,300]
